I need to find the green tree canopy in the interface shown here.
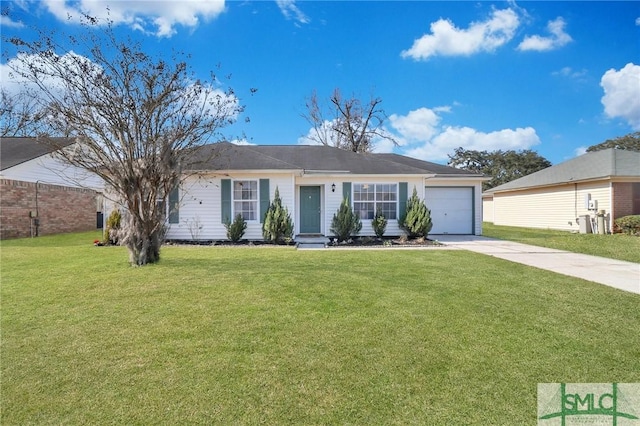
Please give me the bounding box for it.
[586,132,640,152]
[448,147,551,191]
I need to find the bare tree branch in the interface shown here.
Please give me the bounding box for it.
[302,88,397,153]
[5,14,247,265]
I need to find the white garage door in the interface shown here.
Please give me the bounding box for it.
[424,187,473,234]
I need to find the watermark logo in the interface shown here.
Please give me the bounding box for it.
[538,383,640,425]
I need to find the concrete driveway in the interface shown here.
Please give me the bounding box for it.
[434,235,640,295]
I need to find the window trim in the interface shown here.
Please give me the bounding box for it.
[232,179,259,222]
[352,183,398,220]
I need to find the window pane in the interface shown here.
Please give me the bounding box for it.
[234,181,258,201]
[233,181,258,221]
[380,202,396,220]
[354,202,374,220]
[355,184,374,201]
[234,201,257,221]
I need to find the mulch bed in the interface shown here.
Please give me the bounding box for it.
[327,236,442,248]
[163,237,442,248]
[164,239,295,247]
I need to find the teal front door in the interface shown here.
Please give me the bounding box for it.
[300,186,321,234]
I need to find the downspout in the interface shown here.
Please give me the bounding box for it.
[574,182,578,225]
[34,180,40,237]
[609,181,614,233]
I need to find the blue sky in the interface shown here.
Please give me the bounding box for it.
[1,1,639,165]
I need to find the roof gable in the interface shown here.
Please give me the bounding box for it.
[0,137,75,171]
[487,149,640,193]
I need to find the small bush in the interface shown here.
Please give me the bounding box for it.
[225,214,247,242]
[614,215,640,235]
[104,209,122,245]
[262,187,294,244]
[398,187,433,239]
[330,198,362,243]
[372,208,387,238]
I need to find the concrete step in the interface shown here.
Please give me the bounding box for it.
[295,235,329,250]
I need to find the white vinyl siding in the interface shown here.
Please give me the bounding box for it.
[162,174,485,240]
[1,152,103,190]
[482,195,494,223]
[492,181,612,232]
[164,173,293,240]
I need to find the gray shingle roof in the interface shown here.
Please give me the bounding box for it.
[486,148,640,193]
[186,142,483,176]
[0,137,75,171]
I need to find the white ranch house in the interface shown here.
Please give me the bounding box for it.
[159,142,486,241]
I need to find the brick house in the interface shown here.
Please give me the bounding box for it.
[0,137,104,239]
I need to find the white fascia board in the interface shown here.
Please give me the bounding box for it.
[187,169,303,176]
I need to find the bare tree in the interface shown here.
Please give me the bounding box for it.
[0,88,48,137]
[5,15,248,265]
[303,88,396,153]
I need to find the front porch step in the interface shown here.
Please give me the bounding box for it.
[295,235,329,249]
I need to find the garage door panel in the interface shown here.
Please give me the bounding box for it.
[425,187,473,235]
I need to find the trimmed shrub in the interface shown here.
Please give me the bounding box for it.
[225,214,247,242]
[372,207,387,239]
[398,187,433,239]
[262,187,294,244]
[330,197,362,243]
[614,215,640,235]
[104,209,122,245]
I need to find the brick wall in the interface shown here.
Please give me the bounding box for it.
[0,178,99,239]
[612,182,634,219]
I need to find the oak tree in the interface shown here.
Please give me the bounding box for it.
[448,147,551,191]
[586,132,640,152]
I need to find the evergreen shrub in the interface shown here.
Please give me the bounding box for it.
[398,187,433,238]
[330,197,362,242]
[262,187,294,244]
[225,214,247,242]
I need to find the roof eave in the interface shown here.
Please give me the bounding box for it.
[487,175,617,194]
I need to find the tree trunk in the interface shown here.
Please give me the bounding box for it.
[121,208,165,266]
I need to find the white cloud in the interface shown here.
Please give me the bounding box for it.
[389,107,442,143]
[298,104,540,162]
[574,146,588,157]
[401,8,519,61]
[404,126,541,162]
[297,119,339,146]
[230,139,255,146]
[636,17,640,26]
[1,51,98,98]
[552,66,587,80]
[276,0,309,25]
[41,0,225,37]
[600,63,640,130]
[518,17,572,52]
[3,51,239,123]
[371,137,397,154]
[0,15,25,28]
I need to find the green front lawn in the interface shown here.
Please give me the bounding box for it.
[482,222,640,263]
[2,232,639,424]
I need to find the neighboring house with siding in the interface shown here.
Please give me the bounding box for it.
[157,142,486,241]
[482,149,640,232]
[0,137,104,239]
